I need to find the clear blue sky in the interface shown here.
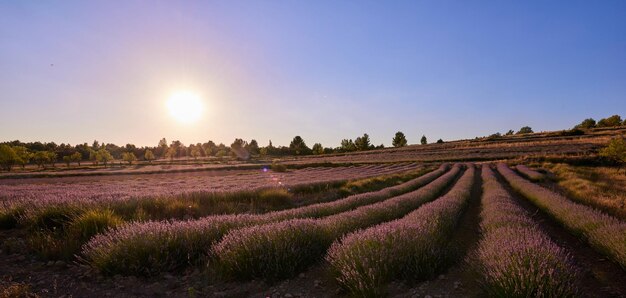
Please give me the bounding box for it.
[1,1,625,147]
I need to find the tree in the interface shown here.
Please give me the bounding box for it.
[392,131,407,147]
[600,137,626,173]
[190,146,202,160]
[165,146,177,161]
[230,138,249,160]
[63,155,72,168]
[0,145,18,171]
[505,130,514,136]
[46,151,57,167]
[247,139,260,155]
[575,118,596,129]
[33,151,50,168]
[144,149,155,163]
[89,149,98,165]
[516,126,534,134]
[597,115,623,128]
[121,152,137,165]
[312,143,324,155]
[354,133,371,151]
[12,146,32,169]
[420,135,427,145]
[436,139,444,144]
[97,149,113,167]
[71,152,82,166]
[340,139,356,152]
[289,136,310,155]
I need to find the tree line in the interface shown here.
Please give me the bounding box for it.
[0,131,435,171]
[573,115,625,129]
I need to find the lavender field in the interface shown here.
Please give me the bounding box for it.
[2,158,626,297]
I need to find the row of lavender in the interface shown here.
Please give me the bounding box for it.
[0,163,420,228]
[212,165,463,281]
[476,166,579,297]
[82,165,454,275]
[325,164,475,296]
[498,163,626,269]
[0,163,418,206]
[515,164,545,181]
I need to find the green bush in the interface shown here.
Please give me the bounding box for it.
[252,188,293,211]
[271,162,287,172]
[67,209,124,242]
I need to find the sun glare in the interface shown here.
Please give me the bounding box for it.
[166,91,204,124]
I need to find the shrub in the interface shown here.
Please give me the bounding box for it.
[515,164,545,181]
[67,209,123,242]
[270,162,287,172]
[516,126,534,134]
[214,219,331,280]
[252,188,293,211]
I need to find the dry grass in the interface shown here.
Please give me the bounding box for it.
[543,163,626,220]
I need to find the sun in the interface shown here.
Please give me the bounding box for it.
[166,91,204,124]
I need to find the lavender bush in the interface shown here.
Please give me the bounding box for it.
[83,165,450,275]
[212,164,463,281]
[498,163,626,269]
[324,165,475,297]
[515,164,545,181]
[476,166,579,297]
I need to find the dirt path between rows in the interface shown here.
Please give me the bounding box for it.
[493,168,626,298]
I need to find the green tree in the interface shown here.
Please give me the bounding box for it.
[33,151,50,169]
[88,149,98,165]
[259,147,268,157]
[71,152,82,166]
[420,135,427,145]
[505,130,514,136]
[247,139,260,155]
[354,133,371,151]
[0,145,18,171]
[144,149,155,163]
[312,143,324,155]
[12,146,32,169]
[575,118,596,129]
[516,126,534,134]
[597,115,623,127]
[436,139,444,144]
[289,136,310,155]
[392,131,407,147]
[340,139,356,152]
[600,137,626,173]
[121,152,137,165]
[46,151,57,167]
[63,155,72,168]
[97,149,113,167]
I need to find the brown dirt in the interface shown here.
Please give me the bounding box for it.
[493,169,626,298]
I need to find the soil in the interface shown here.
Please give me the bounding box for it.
[493,168,626,298]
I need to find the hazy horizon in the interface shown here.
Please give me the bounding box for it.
[2,1,625,147]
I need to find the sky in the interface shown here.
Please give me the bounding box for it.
[1,1,625,148]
